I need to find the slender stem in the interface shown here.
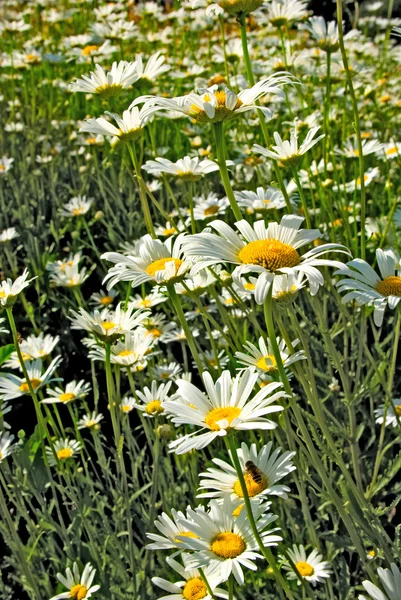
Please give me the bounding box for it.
[226,435,293,600]
[127,143,156,238]
[213,122,242,221]
[167,284,204,373]
[292,169,311,229]
[336,0,366,259]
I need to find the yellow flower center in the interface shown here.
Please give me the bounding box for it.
[204,205,220,216]
[86,137,99,145]
[57,448,73,460]
[21,352,32,361]
[386,146,398,156]
[59,393,76,403]
[0,290,6,298]
[255,354,277,372]
[145,400,163,415]
[395,405,401,416]
[25,53,39,62]
[121,404,132,413]
[356,175,370,185]
[210,532,246,558]
[82,44,99,56]
[72,207,85,216]
[295,561,314,577]
[100,295,113,305]
[118,350,135,357]
[233,471,268,498]
[376,276,401,297]
[204,406,241,431]
[147,328,162,338]
[70,584,88,599]
[145,257,183,279]
[243,282,256,291]
[139,299,152,307]
[238,239,301,272]
[19,378,42,393]
[182,578,208,600]
[102,321,117,331]
[232,504,244,517]
[0,165,5,171]
[163,227,176,236]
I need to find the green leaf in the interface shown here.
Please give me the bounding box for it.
[0,344,15,367]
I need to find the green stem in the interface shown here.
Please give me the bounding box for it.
[213,122,242,221]
[127,144,156,238]
[336,0,366,259]
[226,435,292,600]
[292,169,311,229]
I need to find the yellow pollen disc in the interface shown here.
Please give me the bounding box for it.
[210,532,246,559]
[244,282,256,291]
[139,299,152,307]
[160,372,170,379]
[214,90,227,105]
[70,584,88,599]
[182,578,207,600]
[72,208,85,216]
[59,393,76,403]
[255,354,277,372]
[25,54,39,62]
[386,147,398,156]
[238,240,301,272]
[232,504,244,517]
[353,149,360,156]
[204,205,219,216]
[86,137,98,145]
[82,44,99,56]
[0,452,2,459]
[145,400,163,415]
[0,166,5,171]
[19,378,42,392]
[376,276,401,297]
[295,561,314,577]
[163,227,176,236]
[0,291,6,298]
[100,295,113,305]
[121,405,132,412]
[57,448,73,460]
[145,257,183,278]
[395,405,401,416]
[234,471,268,498]
[102,321,117,331]
[174,531,199,543]
[204,406,241,431]
[368,550,376,557]
[21,352,32,361]
[118,350,134,357]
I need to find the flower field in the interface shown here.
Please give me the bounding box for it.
[1,0,401,598]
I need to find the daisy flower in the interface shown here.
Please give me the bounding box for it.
[193,193,230,220]
[152,362,182,381]
[46,438,81,467]
[49,562,100,600]
[0,227,19,243]
[102,234,191,289]
[0,357,61,401]
[0,431,18,463]
[5,333,60,369]
[142,156,221,181]
[131,381,173,417]
[303,16,339,51]
[80,106,155,144]
[130,291,167,309]
[89,330,154,366]
[359,563,401,600]
[235,336,305,378]
[0,269,36,308]
[282,545,332,586]
[135,73,293,123]
[381,141,401,160]
[89,289,118,308]
[147,507,202,551]
[335,138,383,158]
[77,412,104,430]
[0,156,14,176]
[343,167,380,193]
[59,195,94,217]
[71,61,139,96]
[374,399,401,428]
[164,368,285,455]
[176,497,281,585]
[120,396,136,414]
[235,186,290,213]
[41,380,91,404]
[152,555,228,600]
[50,264,89,288]
[267,0,309,27]
[253,127,325,168]
[183,215,348,304]
[155,221,185,237]
[198,441,296,501]
[132,52,170,83]
[70,303,150,342]
[216,0,264,16]
[336,248,401,326]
